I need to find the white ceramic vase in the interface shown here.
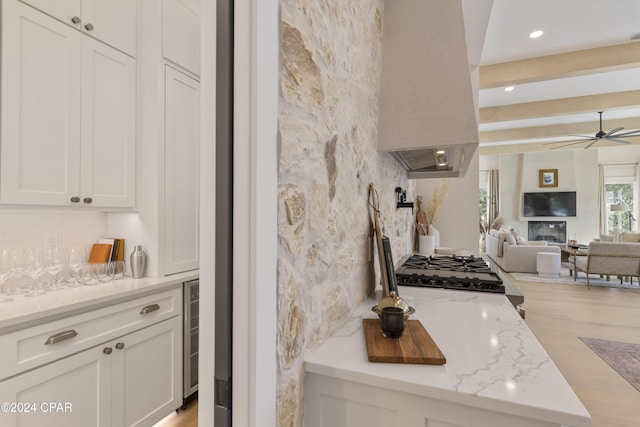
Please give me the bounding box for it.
[428,225,440,249]
[419,235,435,255]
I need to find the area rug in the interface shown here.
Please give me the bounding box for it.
[509,268,639,289]
[580,337,640,392]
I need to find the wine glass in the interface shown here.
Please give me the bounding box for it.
[0,249,14,303]
[8,248,29,295]
[24,248,47,297]
[45,247,67,291]
[67,247,87,287]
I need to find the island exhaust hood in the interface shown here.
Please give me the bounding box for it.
[377,0,487,179]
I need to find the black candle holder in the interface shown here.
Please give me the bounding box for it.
[381,306,404,338]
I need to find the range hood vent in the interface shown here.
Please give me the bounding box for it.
[377,0,483,178]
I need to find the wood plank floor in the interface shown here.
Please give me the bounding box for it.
[155,401,198,427]
[163,278,640,427]
[510,277,640,427]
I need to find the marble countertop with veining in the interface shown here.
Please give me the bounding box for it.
[304,286,591,427]
[0,271,198,333]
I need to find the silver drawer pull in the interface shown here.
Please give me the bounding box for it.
[45,330,78,345]
[140,304,160,315]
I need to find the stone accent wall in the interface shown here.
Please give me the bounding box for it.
[277,2,415,426]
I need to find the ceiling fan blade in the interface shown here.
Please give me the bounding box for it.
[584,140,600,149]
[550,140,592,150]
[612,130,640,138]
[543,138,594,145]
[604,127,624,137]
[606,138,632,144]
[568,134,595,139]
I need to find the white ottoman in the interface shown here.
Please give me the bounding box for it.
[536,252,561,278]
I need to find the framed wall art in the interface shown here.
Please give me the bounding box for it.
[539,169,558,188]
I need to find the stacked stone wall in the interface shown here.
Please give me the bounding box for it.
[277,2,414,425]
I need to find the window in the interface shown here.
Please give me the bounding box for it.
[604,165,637,233]
[479,170,488,226]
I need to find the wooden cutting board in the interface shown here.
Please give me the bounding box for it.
[363,319,446,365]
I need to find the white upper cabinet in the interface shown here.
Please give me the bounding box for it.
[18,0,136,56]
[164,66,200,274]
[162,0,200,75]
[80,37,136,207]
[1,2,135,207]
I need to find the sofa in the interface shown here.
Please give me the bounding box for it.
[485,228,561,273]
[574,241,640,287]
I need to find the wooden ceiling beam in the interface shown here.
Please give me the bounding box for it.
[478,139,638,156]
[479,117,640,143]
[480,90,640,123]
[480,43,640,89]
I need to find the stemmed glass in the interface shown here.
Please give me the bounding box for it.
[45,247,67,291]
[0,249,14,303]
[24,248,47,297]
[67,247,87,287]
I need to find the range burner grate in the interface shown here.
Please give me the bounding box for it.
[396,254,505,294]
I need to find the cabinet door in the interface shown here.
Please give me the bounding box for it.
[80,36,136,208]
[83,0,137,56]
[112,316,183,427]
[164,66,200,274]
[18,0,81,28]
[19,0,136,56]
[1,2,82,206]
[162,0,200,75]
[0,344,111,427]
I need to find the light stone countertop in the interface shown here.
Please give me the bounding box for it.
[0,271,198,334]
[304,286,591,427]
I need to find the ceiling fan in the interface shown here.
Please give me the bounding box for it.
[545,111,640,150]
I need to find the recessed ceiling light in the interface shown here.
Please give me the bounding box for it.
[436,150,445,154]
[529,30,543,39]
[504,86,514,92]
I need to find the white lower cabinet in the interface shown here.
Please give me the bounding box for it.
[0,340,112,426]
[112,316,182,427]
[0,292,183,427]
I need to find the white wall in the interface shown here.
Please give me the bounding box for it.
[0,210,107,251]
[495,150,599,244]
[414,148,480,254]
[597,145,640,164]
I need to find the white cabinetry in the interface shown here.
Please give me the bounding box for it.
[162,0,200,75]
[18,0,136,56]
[164,66,200,274]
[0,288,183,427]
[0,2,135,207]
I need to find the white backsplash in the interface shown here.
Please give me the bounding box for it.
[0,209,107,250]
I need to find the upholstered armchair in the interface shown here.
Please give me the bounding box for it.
[574,242,640,288]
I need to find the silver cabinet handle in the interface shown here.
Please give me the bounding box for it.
[71,16,81,24]
[140,304,160,315]
[70,196,81,203]
[44,329,78,345]
[115,342,125,350]
[83,197,93,204]
[103,347,113,355]
[84,23,94,31]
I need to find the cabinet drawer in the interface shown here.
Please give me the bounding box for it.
[0,287,182,380]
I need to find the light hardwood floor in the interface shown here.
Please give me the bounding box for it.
[510,277,640,427]
[165,278,640,427]
[157,401,198,427]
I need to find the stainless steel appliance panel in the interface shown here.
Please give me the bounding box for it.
[183,279,199,401]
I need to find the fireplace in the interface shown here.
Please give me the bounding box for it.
[528,221,567,243]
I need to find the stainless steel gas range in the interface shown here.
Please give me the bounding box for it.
[396,254,505,293]
[395,254,524,309]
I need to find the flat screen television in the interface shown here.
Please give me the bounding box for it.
[523,191,576,217]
